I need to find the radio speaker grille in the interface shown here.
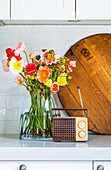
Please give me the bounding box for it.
[53,118,76,141]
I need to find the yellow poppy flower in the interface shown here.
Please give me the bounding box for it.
[44,79,52,88]
[57,75,67,86]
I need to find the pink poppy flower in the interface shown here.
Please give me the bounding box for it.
[2,59,10,72]
[14,75,25,86]
[15,42,25,56]
[24,63,37,75]
[68,61,76,72]
[42,51,56,65]
[29,52,36,59]
[50,82,59,94]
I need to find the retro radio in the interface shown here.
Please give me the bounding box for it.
[52,108,88,142]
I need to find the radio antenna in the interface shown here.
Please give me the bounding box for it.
[77,86,85,117]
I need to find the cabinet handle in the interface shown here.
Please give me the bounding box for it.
[97,165,104,170]
[19,164,26,170]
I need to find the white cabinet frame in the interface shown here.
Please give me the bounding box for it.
[76,0,111,20]
[0,0,10,19]
[11,0,75,20]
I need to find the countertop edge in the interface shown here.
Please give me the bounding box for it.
[0,147,111,161]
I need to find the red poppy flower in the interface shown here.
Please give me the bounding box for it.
[6,48,22,61]
[13,49,22,61]
[24,63,37,75]
[6,48,14,61]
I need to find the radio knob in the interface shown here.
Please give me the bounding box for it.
[79,130,86,138]
[78,121,86,129]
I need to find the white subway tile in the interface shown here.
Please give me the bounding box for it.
[0,82,18,95]
[6,96,25,108]
[0,66,7,82]
[0,108,18,121]
[7,25,31,33]
[18,86,27,95]
[0,26,8,32]
[68,32,84,46]
[6,72,15,82]
[0,96,5,107]
[5,120,19,134]
[44,32,68,45]
[0,44,7,61]
[0,120,6,134]
[105,25,111,33]
[31,25,58,32]
[19,32,44,45]
[5,108,18,120]
[56,44,70,57]
[0,108,5,120]
[0,32,19,45]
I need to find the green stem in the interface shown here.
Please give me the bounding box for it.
[23,51,29,63]
[19,73,26,80]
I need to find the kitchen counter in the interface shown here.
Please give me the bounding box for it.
[0,134,111,161]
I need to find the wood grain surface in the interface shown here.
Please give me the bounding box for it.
[58,34,111,134]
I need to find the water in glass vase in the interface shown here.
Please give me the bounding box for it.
[20,88,57,141]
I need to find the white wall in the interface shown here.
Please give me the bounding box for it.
[0,25,110,134]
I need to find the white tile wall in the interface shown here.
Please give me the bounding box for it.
[0,25,110,134]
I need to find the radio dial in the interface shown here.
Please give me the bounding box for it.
[78,120,86,129]
[78,130,86,138]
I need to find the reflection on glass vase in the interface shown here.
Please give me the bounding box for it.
[20,88,57,140]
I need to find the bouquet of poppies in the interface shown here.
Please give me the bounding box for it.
[2,42,76,138]
[2,42,76,93]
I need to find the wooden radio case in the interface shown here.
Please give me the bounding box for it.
[52,108,88,142]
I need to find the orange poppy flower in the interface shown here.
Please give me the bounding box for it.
[37,66,52,83]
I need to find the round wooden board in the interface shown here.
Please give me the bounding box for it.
[58,34,111,135]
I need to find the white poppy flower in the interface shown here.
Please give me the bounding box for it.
[9,57,23,74]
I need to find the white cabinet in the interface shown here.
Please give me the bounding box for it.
[0,161,92,170]
[94,161,111,170]
[0,0,10,19]
[76,0,111,20]
[11,0,75,20]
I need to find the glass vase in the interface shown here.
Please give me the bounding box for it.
[20,88,56,140]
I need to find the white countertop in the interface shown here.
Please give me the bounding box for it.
[0,134,111,161]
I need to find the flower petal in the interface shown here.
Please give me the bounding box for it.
[15,42,25,56]
[50,82,59,94]
[2,59,10,72]
[14,75,25,86]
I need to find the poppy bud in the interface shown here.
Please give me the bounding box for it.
[40,84,44,89]
[67,76,72,80]
[42,49,47,52]
[36,55,40,60]
[27,86,32,91]
[49,50,54,54]
[65,70,69,73]
[25,75,29,79]
[30,75,35,80]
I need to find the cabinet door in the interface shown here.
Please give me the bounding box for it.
[94,161,111,170]
[0,161,92,170]
[11,0,75,20]
[0,0,10,19]
[76,0,111,20]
